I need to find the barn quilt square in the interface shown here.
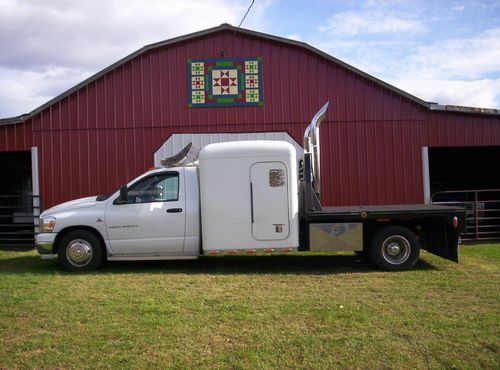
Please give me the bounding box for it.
[212,69,238,95]
[191,90,205,104]
[245,74,259,88]
[191,76,205,90]
[187,57,263,107]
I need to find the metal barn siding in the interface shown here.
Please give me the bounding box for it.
[1,25,499,209]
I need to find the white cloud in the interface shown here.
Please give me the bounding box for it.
[0,0,271,117]
[286,33,303,41]
[385,27,500,108]
[0,0,247,71]
[388,78,500,108]
[401,28,500,80]
[0,66,89,116]
[309,38,415,77]
[453,5,465,12]
[319,10,426,36]
[312,24,500,109]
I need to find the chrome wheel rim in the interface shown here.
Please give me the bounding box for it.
[66,239,93,267]
[381,235,411,265]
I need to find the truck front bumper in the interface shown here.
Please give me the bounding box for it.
[35,233,57,259]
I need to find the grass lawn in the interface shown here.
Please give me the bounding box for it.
[0,245,498,369]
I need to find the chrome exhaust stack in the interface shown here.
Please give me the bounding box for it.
[303,102,329,199]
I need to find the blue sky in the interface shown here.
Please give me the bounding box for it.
[1,0,499,117]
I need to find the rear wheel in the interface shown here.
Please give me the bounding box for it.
[369,226,420,271]
[58,230,105,272]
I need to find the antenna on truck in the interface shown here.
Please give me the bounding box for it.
[303,102,329,199]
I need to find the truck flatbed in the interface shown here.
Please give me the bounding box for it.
[307,204,464,222]
[297,102,465,270]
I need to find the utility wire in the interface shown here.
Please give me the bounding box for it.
[220,0,255,57]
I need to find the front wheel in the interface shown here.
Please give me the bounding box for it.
[369,226,420,271]
[58,230,105,272]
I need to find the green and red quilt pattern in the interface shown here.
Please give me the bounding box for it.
[187,58,263,107]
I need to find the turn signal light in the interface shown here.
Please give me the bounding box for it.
[41,217,56,232]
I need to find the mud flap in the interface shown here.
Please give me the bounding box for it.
[423,220,459,262]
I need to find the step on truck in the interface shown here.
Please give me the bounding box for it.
[36,103,465,272]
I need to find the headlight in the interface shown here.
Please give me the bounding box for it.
[41,217,56,232]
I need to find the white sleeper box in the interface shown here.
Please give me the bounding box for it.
[198,141,299,251]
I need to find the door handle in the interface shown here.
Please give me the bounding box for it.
[167,208,183,213]
[250,182,254,223]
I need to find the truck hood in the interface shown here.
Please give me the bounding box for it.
[41,196,99,216]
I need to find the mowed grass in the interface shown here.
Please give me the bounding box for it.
[0,245,498,369]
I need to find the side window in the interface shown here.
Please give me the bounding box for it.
[127,174,179,204]
[156,175,179,201]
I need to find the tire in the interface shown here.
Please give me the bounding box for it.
[369,226,420,271]
[58,230,105,272]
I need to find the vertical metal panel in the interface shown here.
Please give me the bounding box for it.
[1,29,499,209]
[31,146,40,231]
[422,147,431,204]
[153,132,303,167]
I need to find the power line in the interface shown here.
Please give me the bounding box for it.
[220,0,255,57]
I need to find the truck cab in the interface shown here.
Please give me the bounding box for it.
[36,166,201,270]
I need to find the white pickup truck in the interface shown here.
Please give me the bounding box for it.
[36,103,465,272]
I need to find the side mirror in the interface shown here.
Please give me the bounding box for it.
[119,185,128,203]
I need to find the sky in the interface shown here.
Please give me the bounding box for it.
[1,0,499,118]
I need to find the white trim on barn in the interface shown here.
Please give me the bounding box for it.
[31,147,40,231]
[153,132,303,167]
[422,146,431,205]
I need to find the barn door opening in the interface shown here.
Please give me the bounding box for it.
[429,146,500,241]
[0,149,40,248]
[250,162,290,241]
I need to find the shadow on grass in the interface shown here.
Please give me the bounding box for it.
[0,246,35,252]
[0,252,438,276]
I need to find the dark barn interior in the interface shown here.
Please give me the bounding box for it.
[0,151,35,247]
[429,146,500,194]
[430,146,500,240]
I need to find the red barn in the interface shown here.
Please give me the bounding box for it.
[1,24,499,244]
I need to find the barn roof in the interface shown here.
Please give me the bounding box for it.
[1,23,498,125]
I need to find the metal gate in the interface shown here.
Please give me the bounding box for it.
[0,194,40,248]
[432,189,500,241]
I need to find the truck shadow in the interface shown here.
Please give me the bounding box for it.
[108,254,438,275]
[108,254,376,275]
[0,253,438,275]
